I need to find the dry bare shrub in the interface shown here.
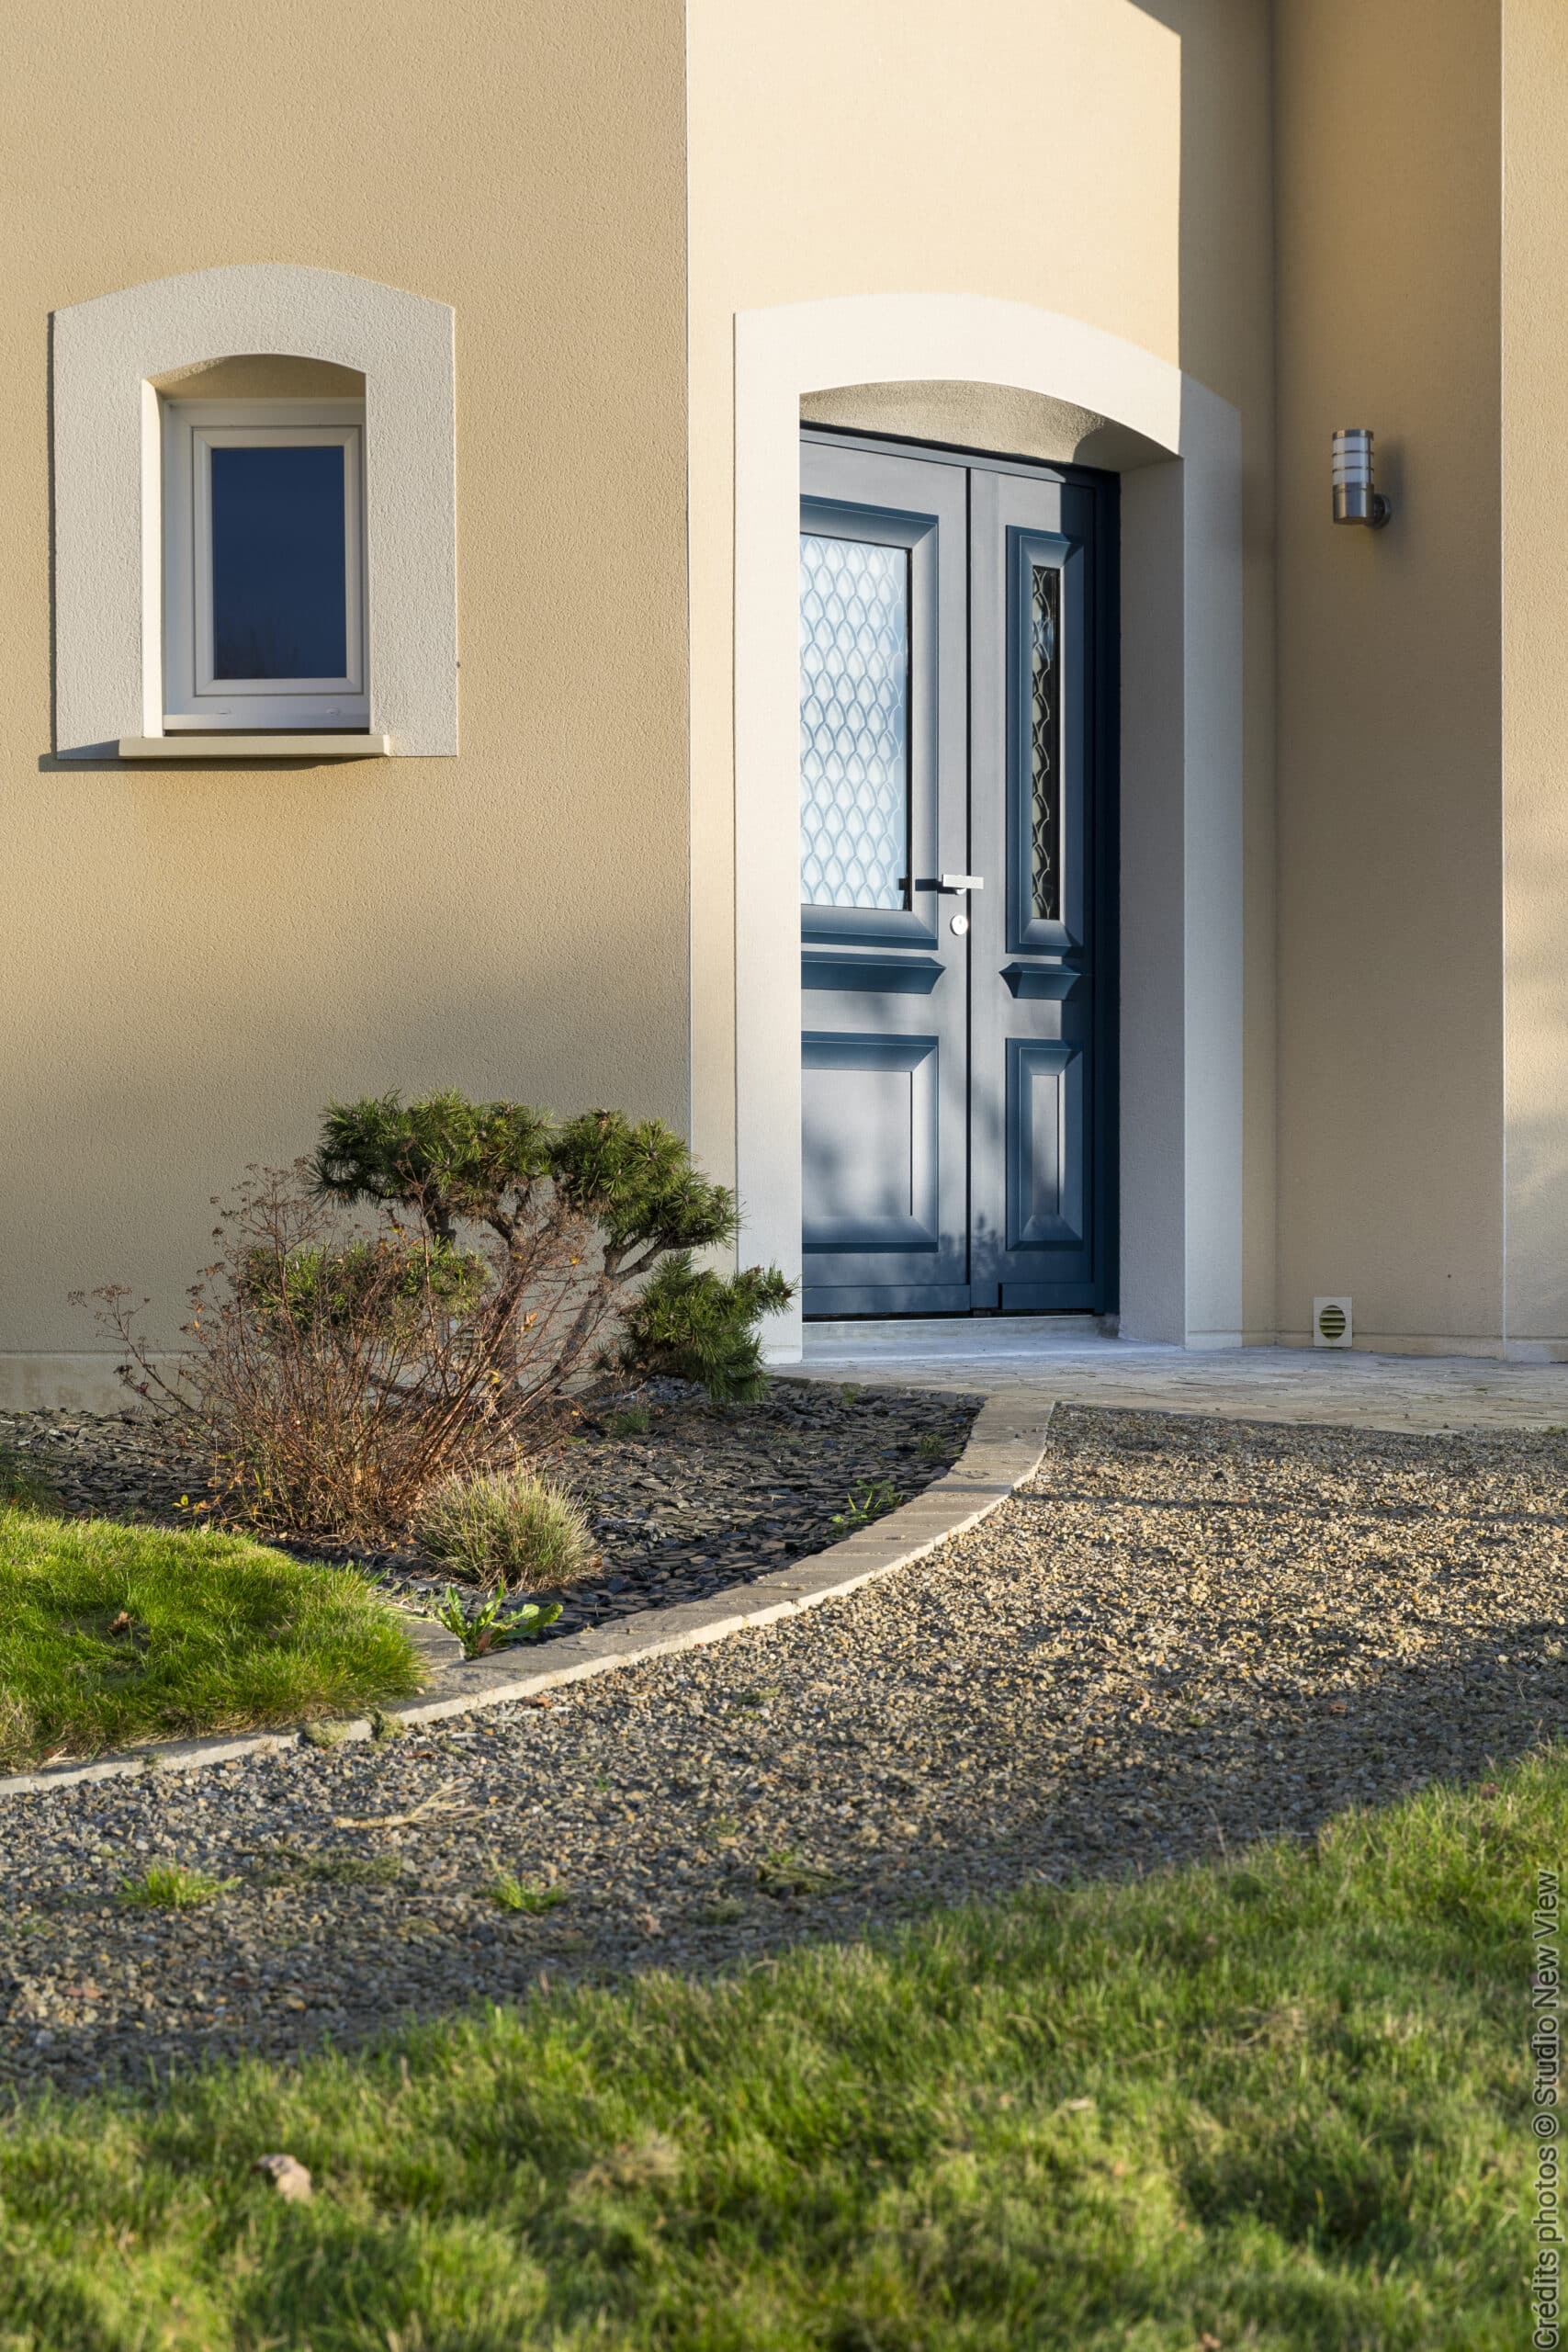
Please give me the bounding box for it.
[84,1165,597,1547]
[81,1091,789,1551]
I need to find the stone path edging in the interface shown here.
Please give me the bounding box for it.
[0,1387,1056,1800]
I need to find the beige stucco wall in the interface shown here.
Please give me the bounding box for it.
[0,0,689,1402]
[686,0,1278,1336]
[1274,0,1504,1351]
[8,0,1540,1386]
[1502,0,1568,1356]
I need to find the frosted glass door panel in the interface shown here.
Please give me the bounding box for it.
[799,533,910,910]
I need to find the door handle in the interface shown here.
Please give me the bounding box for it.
[939,873,985,894]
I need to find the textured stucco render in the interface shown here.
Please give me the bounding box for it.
[1502,0,1568,1355]
[686,0,1277,1340]
[9,0,1568,1393]
[1274,0,1504,1351]
[0,0,689,1401]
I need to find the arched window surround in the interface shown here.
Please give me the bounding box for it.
[51,264,457,758]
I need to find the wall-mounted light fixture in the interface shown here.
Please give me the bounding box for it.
[1332,427,1392,529]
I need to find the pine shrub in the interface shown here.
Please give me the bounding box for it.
[615,1253,795,1404]
[84,1091,793,1545]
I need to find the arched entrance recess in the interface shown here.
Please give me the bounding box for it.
[732,294,1243,1354]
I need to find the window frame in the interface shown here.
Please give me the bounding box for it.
[162,397,368,730]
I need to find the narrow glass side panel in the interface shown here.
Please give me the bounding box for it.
[799,533,910,910]
[1030,562,1062,922]
[210,445,347,680]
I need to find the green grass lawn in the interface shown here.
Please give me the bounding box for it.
[0,1504,422,1770]
[0,1753,1550,2349]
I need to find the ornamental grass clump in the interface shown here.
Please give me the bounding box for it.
[416,1465,595,1590]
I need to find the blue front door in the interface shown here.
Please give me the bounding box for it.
[799,432,1118,1317]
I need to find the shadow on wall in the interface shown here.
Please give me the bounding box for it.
[1500,1132,1568,1352]
[1137,0,1278,1347]
[1505,749,1568,1337]
[800,379,1171,476]
[1129,0,1275,397]
[1500,616,1568,1344]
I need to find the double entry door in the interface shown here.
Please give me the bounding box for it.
[799,431,1116,1317]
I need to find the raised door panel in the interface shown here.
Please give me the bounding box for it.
[1006,1038,1087,1250]
[803,1034,939,1250]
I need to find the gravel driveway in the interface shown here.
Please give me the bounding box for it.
[5,1403,1567,2096]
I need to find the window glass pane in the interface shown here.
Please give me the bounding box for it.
[210,444,347,679]
[799,533,909,910]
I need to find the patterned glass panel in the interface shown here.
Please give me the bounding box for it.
[799,533,910,910]
[1030,561,1061,921]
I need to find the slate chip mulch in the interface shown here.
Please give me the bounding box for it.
[4,1401,1568,2097]
[0,1378,981,1643]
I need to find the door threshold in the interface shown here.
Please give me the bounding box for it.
[802,1313,1121,1362]
[804,1310,1114,1333]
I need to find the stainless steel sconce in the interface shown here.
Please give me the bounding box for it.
[1332,427,1392,529]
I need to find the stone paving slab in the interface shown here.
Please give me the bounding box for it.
[799,1323,1568,1431]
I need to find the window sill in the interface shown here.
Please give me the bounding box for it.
[118,733,391,761]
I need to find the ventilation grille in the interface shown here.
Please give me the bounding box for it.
[1314,1296,1352,1349]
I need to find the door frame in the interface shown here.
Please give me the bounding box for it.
[799,426,1122,1319]
[727,293,1245,1358]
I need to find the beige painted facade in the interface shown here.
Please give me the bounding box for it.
[691,0,1279,1354]
[1275,0,1503,1352]
[1503,0,1568,1354]
[1,0,690,1402]
[690,0,1274,1346]
[5,0,1568,1394]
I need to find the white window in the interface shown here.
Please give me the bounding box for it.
[162,399,368,730]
